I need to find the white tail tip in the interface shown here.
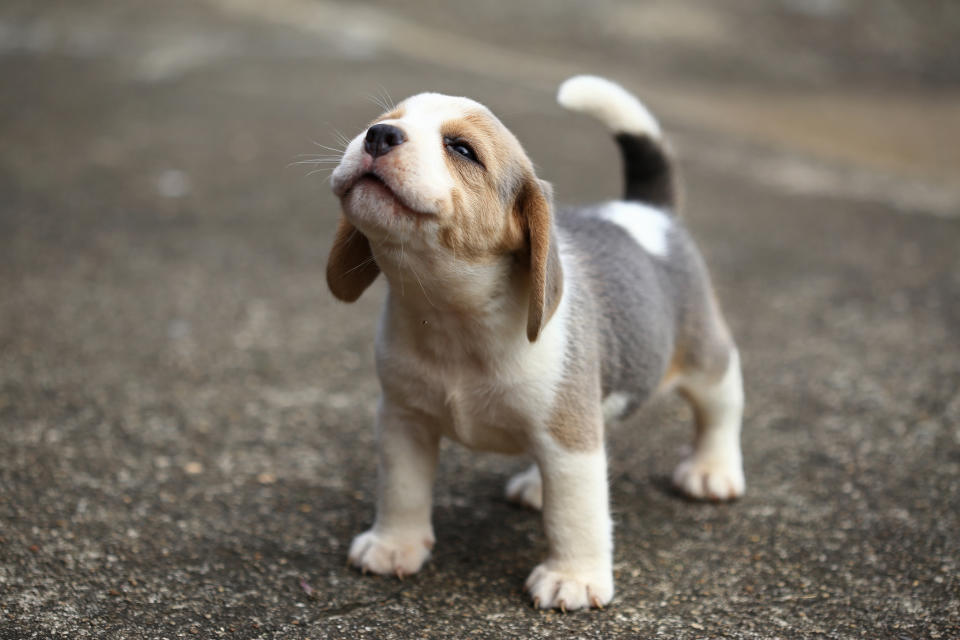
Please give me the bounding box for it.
[557,75,661,140]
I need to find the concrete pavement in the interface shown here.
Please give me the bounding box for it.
[1,1,958,638]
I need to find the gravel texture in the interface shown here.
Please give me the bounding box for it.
[1,1,958,638]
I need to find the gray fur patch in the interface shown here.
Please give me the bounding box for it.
[556,203,732,419]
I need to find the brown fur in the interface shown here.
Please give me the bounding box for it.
[517,179,563,342]
[435,112,526,260]
[373,106,405,124]
[658,351,685,392]
[678,387,708,437]
[433,111,563,342]
[544,294,603,451]
[661,333,731,393]
[548,375,602,451]
[326,216,379,302]
[678,289,734,383]
[653,284,734,393]
[328,104,564,345]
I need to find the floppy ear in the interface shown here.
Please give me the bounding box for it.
[326,216,380,302]
[517,178,563,342]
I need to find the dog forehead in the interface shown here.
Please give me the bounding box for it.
[396,92,495,130]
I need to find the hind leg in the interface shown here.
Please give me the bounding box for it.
[673,348,745,500]
[506,463,543,510]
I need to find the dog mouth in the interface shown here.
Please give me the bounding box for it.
[347,172,430,219]
[356,172,392,194]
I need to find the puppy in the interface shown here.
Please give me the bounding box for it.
[326,75,744,611]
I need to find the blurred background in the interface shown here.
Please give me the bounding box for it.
[1,1,958,638]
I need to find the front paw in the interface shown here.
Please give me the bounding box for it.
[673,450,745,501]
[348,529,434,578]
[525,562,613,611]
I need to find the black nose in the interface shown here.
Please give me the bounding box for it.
[364,124,406,158]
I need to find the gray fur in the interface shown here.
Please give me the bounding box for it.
[556,205,731,420]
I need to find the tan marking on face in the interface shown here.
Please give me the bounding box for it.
[372,106,405,124]
[433,111,527,260]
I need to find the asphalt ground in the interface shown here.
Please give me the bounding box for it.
[1,1,958,638]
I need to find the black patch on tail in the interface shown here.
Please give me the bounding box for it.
[615,133,675,210]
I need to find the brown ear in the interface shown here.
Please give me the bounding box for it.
[326,216,380,302]
[518,178,563,341]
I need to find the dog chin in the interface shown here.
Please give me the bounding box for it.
[342,176,430,227]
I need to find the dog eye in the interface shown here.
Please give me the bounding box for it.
[444,137,481,166]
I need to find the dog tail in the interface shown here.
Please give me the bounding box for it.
[557,75,677,210]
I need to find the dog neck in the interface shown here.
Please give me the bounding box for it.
[371,241,531,357]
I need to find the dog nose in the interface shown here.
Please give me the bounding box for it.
[364,124,406,158]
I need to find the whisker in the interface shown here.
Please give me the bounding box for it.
[399,238,405,297]
[342,255,378,276]
[287,158,340,167]
[289,159,342,167]
[375,84,396,111]
[333,129,352,148]
[366,94,390,113]
[293,152,343,159]
[408,261,437,309]
[371,231,394,253]
[311,142,347,154]
[289,148,344,171]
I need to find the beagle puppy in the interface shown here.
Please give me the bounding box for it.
[326,75,744,611]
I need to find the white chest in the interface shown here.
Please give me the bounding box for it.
[377,346,537,454]
[377,324,567,454]
[374,264,572,454]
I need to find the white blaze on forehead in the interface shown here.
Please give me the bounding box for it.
[377,94,489,215]
[596,201,672,258]
[399,92,491,120]
[334,92,492,217]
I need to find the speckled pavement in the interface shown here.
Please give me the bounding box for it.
[1,1,958,638]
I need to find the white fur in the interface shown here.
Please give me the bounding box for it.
[331,93,492,242]
[673,349,746,500]
[374,242,573,454]
[596,201,672,258]
[349,245,579,577]
[505,464,543,510]
[524,436,613,610]
[351,239,617,609]
[347,402,438,577]
[373,93,474,214]
[601,391,632,422]
[337,78,741,612]
[557,75,661,139]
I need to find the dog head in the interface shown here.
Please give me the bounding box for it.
[327,92,562,341]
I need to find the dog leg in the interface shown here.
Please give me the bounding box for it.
[673,348,745,501]
[505,463,543,510]
[525,442,613,610]
[348,404,438,578]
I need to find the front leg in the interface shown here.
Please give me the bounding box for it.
[349,402,439,578]
[525,435,614,611]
